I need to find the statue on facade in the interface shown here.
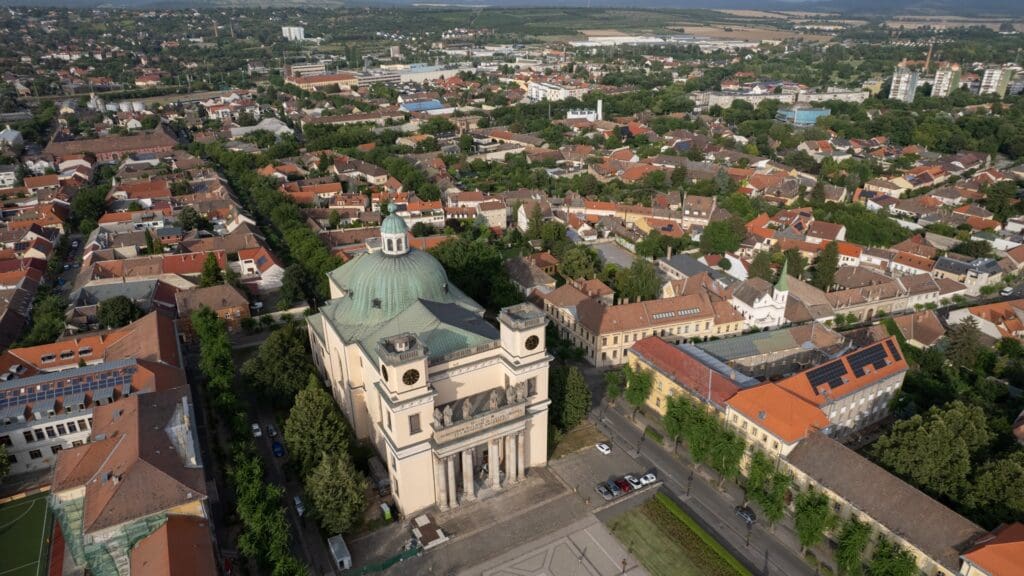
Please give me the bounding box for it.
[433,408,443,428]
[515,381,527,403]
[461,399,472,421]
[443,404,453,427]
[505,386,515,406]
[488,389,500,411]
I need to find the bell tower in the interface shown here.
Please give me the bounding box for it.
[377,333,429,397]
[499,303,547,363]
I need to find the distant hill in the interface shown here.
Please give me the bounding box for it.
[2,0,1023,16]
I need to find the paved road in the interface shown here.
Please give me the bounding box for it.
[594,406,815,576]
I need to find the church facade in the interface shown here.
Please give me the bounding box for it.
[306,213,552,515]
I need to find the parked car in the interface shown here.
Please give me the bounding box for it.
[595,483,613,501]
[1001,286,1014,296]
[624,474,643,491]
[272,441,285,458]
[607,481,623,498]
[640,472,657,486]
[251,423,262,438]
[294,496,306,517]
[71,240,79,249]
[267,423,278,438]
[62,263,70,271]
[595,442,612,455]
[614,479,632,494]
[735,505,756,525]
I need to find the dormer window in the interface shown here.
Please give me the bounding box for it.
[371,298,381,309]
[79,347,92,357]
[60,350,74,360]
[40,354,56,363]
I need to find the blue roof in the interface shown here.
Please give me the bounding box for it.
[400,99,445,112]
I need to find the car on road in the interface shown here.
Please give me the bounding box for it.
[607,481,623,498]
[272,441,285,457]
[1001,286,1014,296]
[735,505,757,525]
[267,423,278,437]
[639,472,657,486]
[614,479,632,494]
[624,474,643,491]
[293,496,306,517]
[595,442,612,455]
[251,423,262,438]
[595,482,613,501]
[63,263,71,270]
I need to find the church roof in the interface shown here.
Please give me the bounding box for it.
[320,246,493,363]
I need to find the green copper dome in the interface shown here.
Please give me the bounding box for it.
[327,248,471,325]
[381,213,409,236]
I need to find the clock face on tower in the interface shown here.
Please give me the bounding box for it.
[403,369,420,386]
[525,335,539,351]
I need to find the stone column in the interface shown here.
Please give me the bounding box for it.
[446,456,457,508]
[461,449,475,501]
[517,431,526,480]
[488,438,500,489]
[434,457,448,510]
[505,435,517,483]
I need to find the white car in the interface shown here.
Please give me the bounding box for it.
[624,474,643,490]
[1001,286,1014,296]
[595,442,612,456]
[251,423,262,438]
[640,472,657,486]
[293,495,306,517]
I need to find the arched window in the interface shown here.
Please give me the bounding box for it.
[386,238,394,252]
[396,238,404,252]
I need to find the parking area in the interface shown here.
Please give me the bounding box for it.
[549,443,659,512]
[591,242,636,269]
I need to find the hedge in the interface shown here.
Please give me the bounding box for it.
[651,493,752,576]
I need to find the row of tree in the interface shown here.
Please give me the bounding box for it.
[191,308,309,576]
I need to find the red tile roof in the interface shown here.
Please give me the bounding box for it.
[630,336,739,407]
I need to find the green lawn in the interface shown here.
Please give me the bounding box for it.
[609,495,751,576]
[0,493,52,576]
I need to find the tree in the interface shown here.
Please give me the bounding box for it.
[616,259,659,303]
[430,237,519,311]
[284,376,352,476]
[242,322,316,403]
[410,222,435,237]
[671,165,688,187]
[199,252,223,288]
[97,295,142,328]
[946,317,982,369]
[177,205,211,231]
[964,451,1024,527]
[743,450,789,525]
[561,367,591,430]
[835,517,872,576]
[951,239,994,259]
[794,488,836,553]
[604,369,623,409]
[624,366,654,420]
[872,401,992,500]
[0,445,8,481]
[699,218,744,255]
[783,248,807,279]
[812,241,839,291]
[748,251,774,282]
[559,246,599,280]
[305,450,367,534]
[868,537,918,576]
[328,210,341,230]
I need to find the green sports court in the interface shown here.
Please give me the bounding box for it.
[0,493,52,576]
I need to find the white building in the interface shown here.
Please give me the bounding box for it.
[566,100,603,122]
[282,26,305,41]
[931,64,961,98]
[729,267,790,329]
[979,67,1013,97]
[527,81,588,102]
[889,66,919,103]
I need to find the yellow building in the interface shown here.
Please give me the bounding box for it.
[307,214,552,515]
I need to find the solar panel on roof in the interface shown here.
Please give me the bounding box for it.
[885,340,902,362]
[848,344,888,378]
[807,360,847,393]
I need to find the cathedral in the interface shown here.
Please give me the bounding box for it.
[307,212,552,514]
